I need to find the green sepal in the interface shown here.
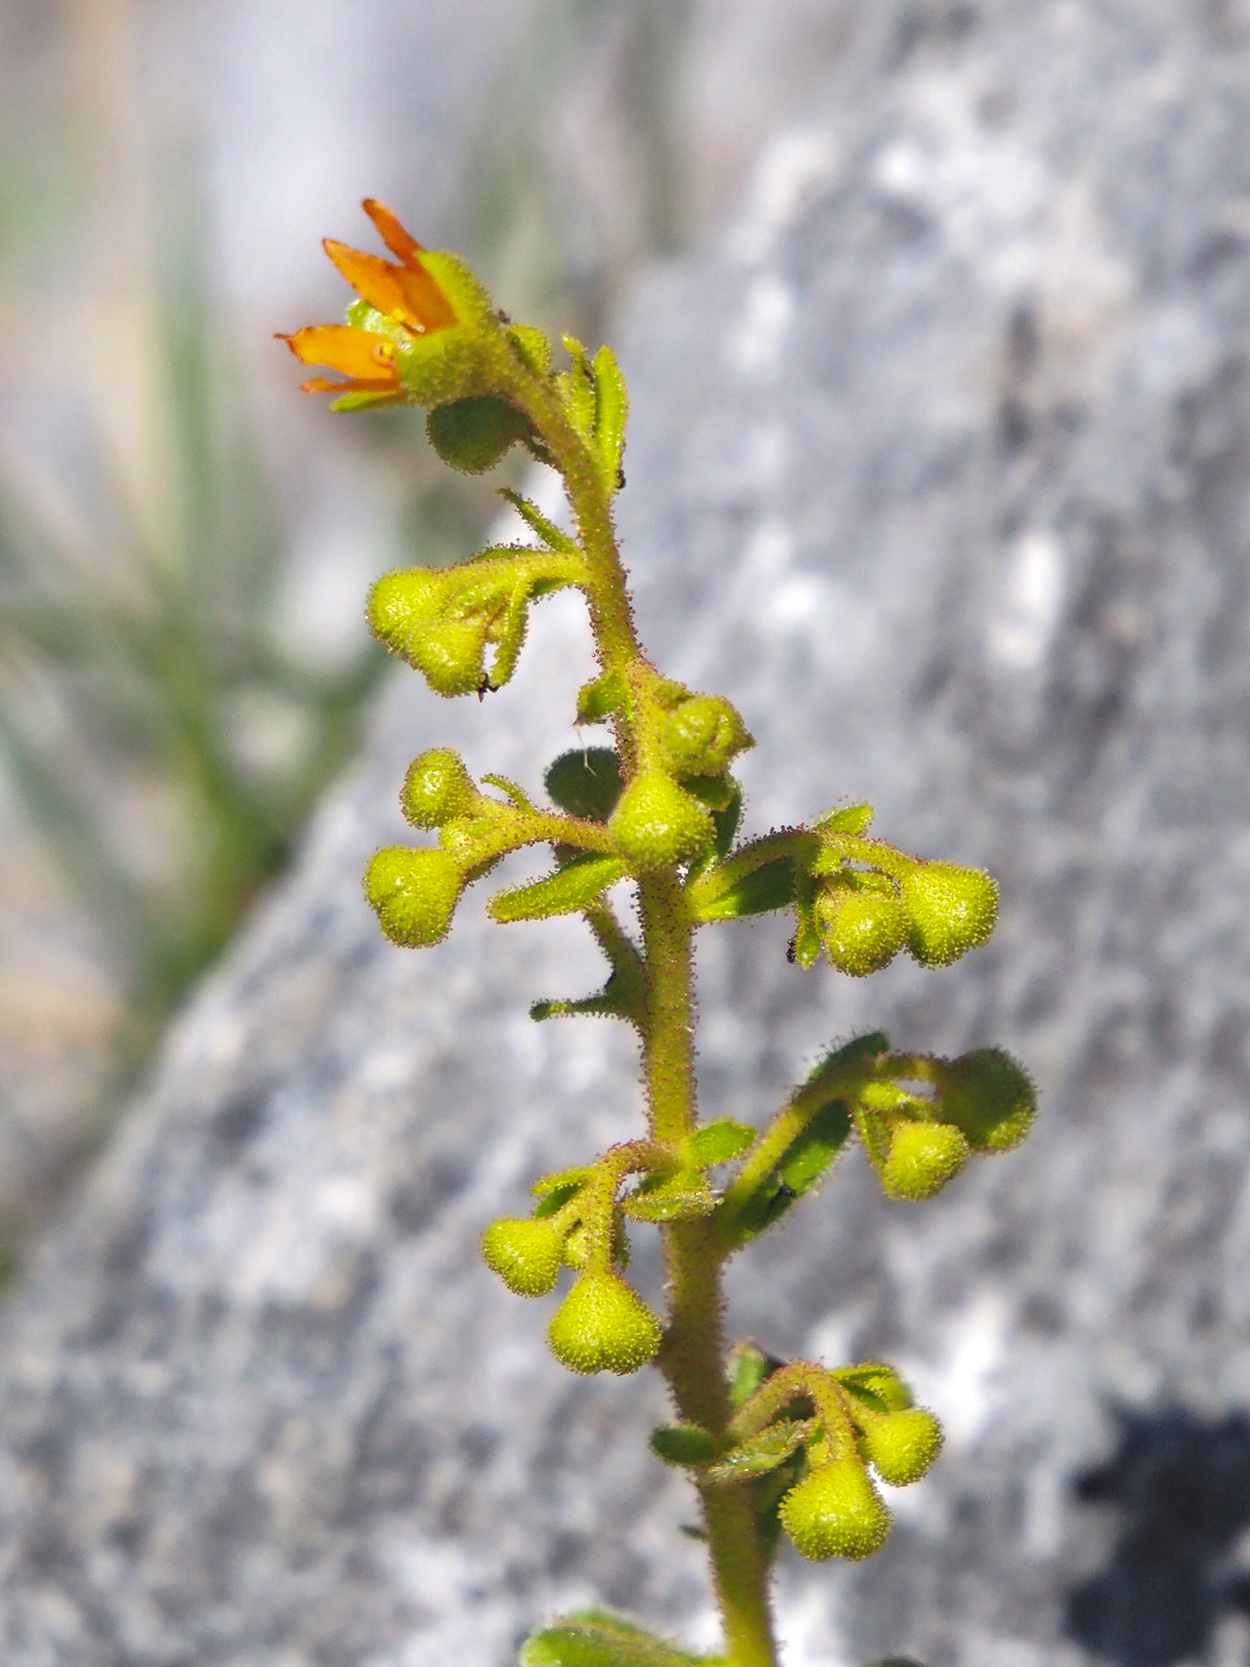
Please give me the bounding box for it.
[499,488,580,556]
[705,1419,814,1484]
[681,773,737,811]
[834,1362,913,1414]
[488,853,626,924]
[687,1121,756,1167]
[788,864,821,968]
[508,323,552,375]
[592,344,629,489]
[623,1169,715,1222]
[710,782,743,859]
[557,335,597,439]
[427,395,534,474]
[727,1340,785,1411]
[809,1031,891,1080]
[577,670,630,724]
[331,388,403,413]
[816,803,874,835]
[533,1165,592,1199]
[520,1612,724,1667]
[649,1424,720,1468]
[690,857,795,921]
[479,773,537,813]
[545,749,624,822]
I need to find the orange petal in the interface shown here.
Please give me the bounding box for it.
[300,376,402,397]
[323,239,458,334]
[362,198,424,266]
[279,325,399,380]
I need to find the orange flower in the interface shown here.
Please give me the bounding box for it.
[278,199,459,401]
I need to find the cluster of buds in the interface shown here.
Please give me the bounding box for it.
[481,1122,755,1375]
[653,1349,942,1563]
[596,673,753,871]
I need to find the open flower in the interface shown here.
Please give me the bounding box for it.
[278,199,459,405]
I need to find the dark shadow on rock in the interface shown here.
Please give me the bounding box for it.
[1065,1409,1250,1667]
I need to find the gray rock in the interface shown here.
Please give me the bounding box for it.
[5,2,1250,1663]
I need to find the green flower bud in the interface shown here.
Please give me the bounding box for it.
[660,695,753,778]
[481,1217,566,1297]
[779,1456,892,1562]
[816,883,910,976]
[426,394,534,475]
[363,846,464,948]
[407,617,490,697]
[881,1120,969,1201]
[899,861,998,967]
[367,569,446,650]
[937,1047,1036,1153]
[608,770,715,870]
[547,1273,662,1376]
[858,1408,943,1486]
[400,748,479,828]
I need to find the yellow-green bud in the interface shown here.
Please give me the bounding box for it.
[858,1408,943,1486]
[779,1456,892,1561]
[367,569,446,649]
[816,884,910,976]
[608,770,714,870]
[363,846,464,948]
[401,748,479,829]
[546,1273,661,1376]
[881,1121,969,1201]
[406,618,490,697]
[481,1217,566,1297]
[899,861,998,967]
[660,695,752,778]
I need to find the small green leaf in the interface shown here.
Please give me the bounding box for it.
[521,1612,723,1667]
[489,854,626,924]
[816,803,875,835]
[558,336,597,438]
[705,1419,814,1484]
[592,344,629,488]
[480,773,537,813]
[577,670,630,724]
[692,858,795,921]
[623,1169,715,1222]
[650,1424,720,1467]
[808,1032,891,1080]
[427,395,534,473]
[545,749,624,822]
[499,488,580,557]
[688,1121,756,1167]
[779,1102,852,1194]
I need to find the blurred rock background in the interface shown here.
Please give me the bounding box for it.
[3,3,1250,1666]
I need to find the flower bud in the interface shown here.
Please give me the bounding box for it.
[367,569,446,650]
[937,1047,1035,1152]
[858,1408,943,1486]
[660,695,752,778]
[406,618,490,697]
[816,884,910,976]
[547,1273,662,1376]
[881,1121,969,1201]
[401,748,479,828]
[481,1217,566,1297]
[899,861,998,967]
[779,1456,892,1561]
[363,846,464,947]
[608,770,714,870]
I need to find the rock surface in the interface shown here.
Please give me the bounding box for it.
[6,2,1250,1664]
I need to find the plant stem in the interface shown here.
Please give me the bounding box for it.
[638,875,779,1667]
